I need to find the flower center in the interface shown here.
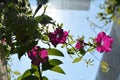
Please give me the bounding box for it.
[101,40,104,45]
[57,34,61,38]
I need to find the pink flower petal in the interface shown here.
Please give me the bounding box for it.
[75,42,81,49]
[27,46,48,66]
[95,32,113,53]
[63,31,68,37]
[39,49,48,59]
[96,45,104,53]
[48,28,68,46]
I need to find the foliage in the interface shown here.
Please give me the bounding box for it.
[97,0,120,24]
[0,0,114,80]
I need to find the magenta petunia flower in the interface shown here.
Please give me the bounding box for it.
[75,40,84,50]
[94,32,114,53]
[48,28,68,47]
[27,46,48,66]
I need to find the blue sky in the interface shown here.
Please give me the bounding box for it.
[10,0,113,80]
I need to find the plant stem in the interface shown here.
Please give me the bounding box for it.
[38,66,43,80]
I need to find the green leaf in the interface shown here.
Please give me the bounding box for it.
[34,15,42,22]
[42,62,54,71]
[34,71,39,78]
[17,76,22,80]
[42,35,49,41]
[31,64,38,70]
[67,48,75,55]
[22,76,39,80]
[87,47,95,52]
[42,15,53,21]
[18,51,25,60]
[22,69,37,79]
[43,76,48,80]
[31,64,39,77]
[7,67,11,73]
[13,71,21,75]
[72,57,82,63]
[34,15,53,25]
[61,44,66,48]
[49,59,63,66]
[68,35,74,40]
[79,48,86,56]
[48,48,64,57]
[68,41,75,44]
[33,2,42,17]
[42,59,63,71]
[85,59,94,67]
[59,23,63,28]
[51,66,65,74]
[17,46,26,59]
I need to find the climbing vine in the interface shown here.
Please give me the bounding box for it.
[0,0,114,80]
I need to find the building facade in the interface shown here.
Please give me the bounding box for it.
[96,23,120,80]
